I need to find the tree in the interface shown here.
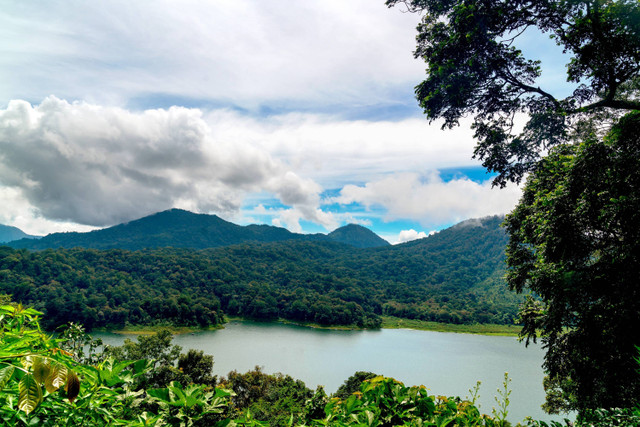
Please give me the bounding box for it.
[504,112,640,413]
[386,0,640,186]
[387,0,640,414]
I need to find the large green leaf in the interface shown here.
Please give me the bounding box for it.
[18,374,43,414]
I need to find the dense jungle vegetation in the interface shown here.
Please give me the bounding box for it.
[0,216,520,331]
[3,301,638,426]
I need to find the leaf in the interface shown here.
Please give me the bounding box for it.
[147,387,172,403]
[0,365,15,388]
[32,356,51,384]
[18,374,43,414]
[45,362,67,394]
[65,369,81,403]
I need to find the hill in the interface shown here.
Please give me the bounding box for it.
[0,215,518,330]
[7,209,387,250]
[327,224,390,248]
[0,224,39,243]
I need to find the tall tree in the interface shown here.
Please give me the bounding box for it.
[387,0,640,186]
[388,0,640,414]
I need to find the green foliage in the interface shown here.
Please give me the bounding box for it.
[333,371,379,400]
[315,376,503,426]
[178,349,217,387]
[4,297,585,426]
[492,373,512,426]
[0,302,152,425]
[104,329,218,390]
[0,215,520,331]
[219,366,314,426]
[0,298,237,426]
[386,0,640,187]
[504,112,640,413]
[389,0,640,416]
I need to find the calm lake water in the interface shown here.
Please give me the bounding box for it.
[94,321,567,423]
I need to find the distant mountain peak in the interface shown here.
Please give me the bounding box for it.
[328,223,390,248]
[7,209,388,250]
[0,224,40,243]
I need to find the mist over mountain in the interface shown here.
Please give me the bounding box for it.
[0,224,40,243]
[6,209,389,250]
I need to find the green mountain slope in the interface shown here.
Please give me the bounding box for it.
[0,215,519,330]
[6,209,387,250]
[327,224,390,248]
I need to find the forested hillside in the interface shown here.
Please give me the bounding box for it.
[0,216,519,330]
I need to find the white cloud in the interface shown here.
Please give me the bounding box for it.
[0,97,331,230]
[0,98,518,236]
[333,172,522,229]
[396,229,431,244]
[0,1,423,110]
[0,186,97,236]
[204,110,482,187]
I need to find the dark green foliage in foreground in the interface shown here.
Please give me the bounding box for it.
[333,371,378,400]
[219,367,315,426]
[505,112,640,413]
[0,216,519,330]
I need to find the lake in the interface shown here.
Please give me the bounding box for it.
[95,321,566,423]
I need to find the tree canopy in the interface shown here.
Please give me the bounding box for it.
[388,0,640,415]
[505,111,640,413]
[387,0,640,186]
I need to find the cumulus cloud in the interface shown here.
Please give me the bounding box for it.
[333,172,522,229]
[396,229,432,244]
[0,97,332,228]
[204,110,482,186]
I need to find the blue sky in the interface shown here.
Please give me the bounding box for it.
[0,1,570,243]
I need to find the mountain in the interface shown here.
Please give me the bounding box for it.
[0,215,518,330]
[7,209,388,250]
[328,224,390,248]
[0,224,39,243]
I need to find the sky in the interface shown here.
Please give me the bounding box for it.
[0,1,570,244]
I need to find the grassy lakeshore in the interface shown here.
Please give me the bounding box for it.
[99,316,522,337]
[98,324,223,335]
[380,316,522,336]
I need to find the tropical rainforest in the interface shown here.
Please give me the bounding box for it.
[0,216,519,331]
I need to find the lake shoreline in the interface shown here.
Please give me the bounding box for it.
[101,316,522,337]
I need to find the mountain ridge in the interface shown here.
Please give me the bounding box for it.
[6,209,390,250]
[0,224,40,243]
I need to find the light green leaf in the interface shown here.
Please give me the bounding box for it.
[32,356,51,384]
[45,362,67,393]
[18,374,43,414]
